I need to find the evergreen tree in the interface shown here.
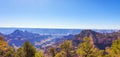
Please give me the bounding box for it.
[60,40,73,57]
[49,47,56,57]
[3,46,15,57]
[15,48,24,57]
[23,41,36,57]
[77,37,104,57]
[105,38,120,57]
[35,51,44,57]
[55,51,66,57]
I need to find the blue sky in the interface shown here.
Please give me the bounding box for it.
[0,0,120,29]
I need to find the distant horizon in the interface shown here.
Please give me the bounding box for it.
[0,27,119,30]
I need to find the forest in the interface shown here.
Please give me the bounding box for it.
[0,34,120,57]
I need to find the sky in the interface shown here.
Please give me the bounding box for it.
[0,0,120,29]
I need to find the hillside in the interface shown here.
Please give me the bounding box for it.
[0,29,119,50]
[74,30,120,49]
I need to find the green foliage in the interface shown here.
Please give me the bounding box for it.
[60,40,74,57]
[105,38,120,57]
[35,51,44,57]
[4,47,15,57]
[4,51,13,57]
[55,51,66,57]
[0,49,3,55]
[15,48,24,57]
[23,41,36,57]
[2,36,120,57]
[49,47,56,57]
[77,37,104,57]
[77,37,93,57]
[60,40,73,51]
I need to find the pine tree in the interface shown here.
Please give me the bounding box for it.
[105,38,120,57]
[35,51,44,57]
[23,41,36,57]
[49,47,56,57]
[60,40,74,57]
[55,51,66,57]
[77,37,104,57]
[15,48,24,57]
